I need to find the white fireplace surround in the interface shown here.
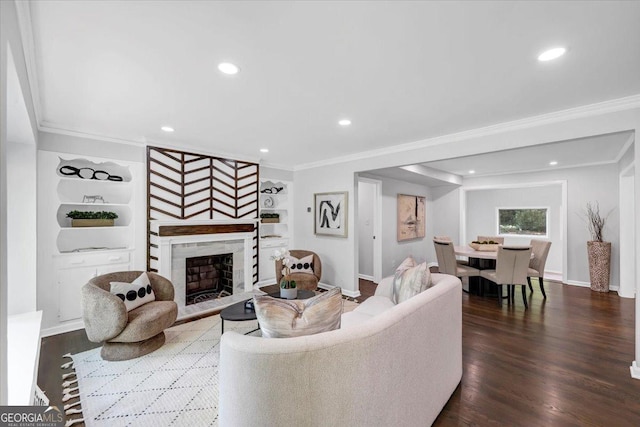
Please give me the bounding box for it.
[150,219,257,317]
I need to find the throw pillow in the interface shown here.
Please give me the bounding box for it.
[110,272,156,312]
[393,256,415,303]
[253,287,342,338]
[394,259,431,303]
[285,254,315,275]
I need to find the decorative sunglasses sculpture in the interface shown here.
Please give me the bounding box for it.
[59,165,123,181]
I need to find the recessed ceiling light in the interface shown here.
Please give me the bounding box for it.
[538,47,566,62]
[338,119,351,126]
[260,148,269,153]
[549,161,558,166]
[161,126,174,132]
[468,170,476,174]
[218,62,240,75]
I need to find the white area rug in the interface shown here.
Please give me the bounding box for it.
[70,315,258,427]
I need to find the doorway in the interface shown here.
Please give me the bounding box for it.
[357,177,382,283]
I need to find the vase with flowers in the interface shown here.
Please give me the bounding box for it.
[271,248,297,299]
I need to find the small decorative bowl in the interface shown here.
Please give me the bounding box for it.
[469,242,499,251]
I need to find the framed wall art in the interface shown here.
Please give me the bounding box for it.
[397,194,425,241]
[314,191,348,237]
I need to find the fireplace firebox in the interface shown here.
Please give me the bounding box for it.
[185,253,233,305]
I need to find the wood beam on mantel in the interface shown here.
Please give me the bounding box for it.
[158,223,255,237]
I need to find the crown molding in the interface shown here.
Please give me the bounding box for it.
[144,139,261,164]
[38,125,262,164]
[259,161,295,172]
[39,124,146,147]
[294,94,640,171]
[14,0,42,126]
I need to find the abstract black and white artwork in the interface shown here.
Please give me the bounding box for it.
[314,192,348,237]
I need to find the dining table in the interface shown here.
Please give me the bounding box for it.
[453,245,498,295]
[454,245,500,260]
[454,245,534,296]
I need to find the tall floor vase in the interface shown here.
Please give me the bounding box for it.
[587,241,611,292]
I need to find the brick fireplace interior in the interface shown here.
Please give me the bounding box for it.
[185,253,233,305]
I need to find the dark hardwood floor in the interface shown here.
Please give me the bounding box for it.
[37,279,639,425]
[435,280,639,426]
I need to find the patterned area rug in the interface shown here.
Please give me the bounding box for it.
[67,315,257,426]
[66,298,359,426]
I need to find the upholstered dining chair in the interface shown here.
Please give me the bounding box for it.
[480,246,532,308]
[477,235,505,244]
[527,239,552,298]
[82,271,178,361]
[433,239,480,287]
[276,250,322,291]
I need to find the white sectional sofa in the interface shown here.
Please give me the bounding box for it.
[219,273,462,426]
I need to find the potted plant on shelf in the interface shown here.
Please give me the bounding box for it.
[271,248,297,299]
[260,212,280,223]
[583,202,611,292]
[66,210,118,227]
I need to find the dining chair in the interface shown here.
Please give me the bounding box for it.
[477,235,505,244]
[433,239,480,286]
[527,239,552,298]
[480,246,532,308]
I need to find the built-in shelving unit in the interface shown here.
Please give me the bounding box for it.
[258,179,292,285]
[55,158,134,253]
[38,152,143,332]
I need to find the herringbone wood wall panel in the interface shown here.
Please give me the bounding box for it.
[147,146,259,283]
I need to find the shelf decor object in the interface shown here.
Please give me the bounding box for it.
[469,242,499,252]
[260,213,280,223]
[66,210,118,227]
[314,191,348,237]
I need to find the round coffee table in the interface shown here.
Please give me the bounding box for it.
[220,290,316,334]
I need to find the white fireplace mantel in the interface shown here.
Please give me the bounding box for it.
[149,218,258,234]
[152,219,258,296]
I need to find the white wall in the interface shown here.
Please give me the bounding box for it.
[464,185,563,274]
[294,163,357,294]
[1,0,42,405]
[7,142,37,314]
[261,165,293,182]
[377,176,432,278]
[0,30,8,407]
[357,180,374,278]
[430,185,462,247]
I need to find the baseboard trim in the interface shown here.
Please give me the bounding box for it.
[41,320,84,338]
[358,274,374,281]
[318,282,361,299]
[630,361,640,380]
[565,280,619,291]
[565,280,590,288]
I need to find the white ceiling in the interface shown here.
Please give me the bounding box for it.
[27,1,640,168]
[368,131,633,186]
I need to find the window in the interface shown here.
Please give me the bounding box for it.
[497,207,548,237]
